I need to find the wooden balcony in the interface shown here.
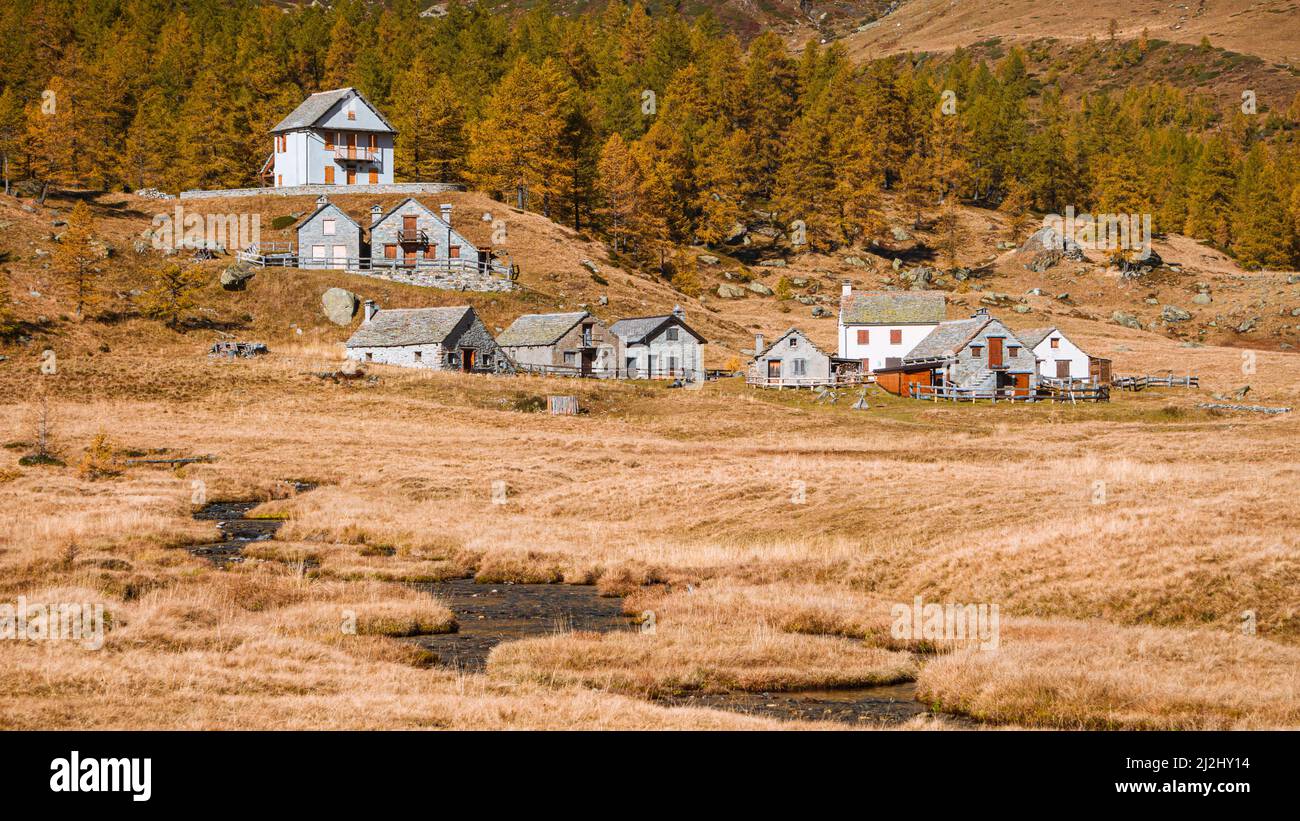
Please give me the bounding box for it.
[332,146,380,163]
[397,228,428,245]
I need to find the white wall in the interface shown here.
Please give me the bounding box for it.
[346,343,444,369]
[625,330,702,377]
[1033,332,1090,380]
[275,129,395,187]
[838,323,937,371]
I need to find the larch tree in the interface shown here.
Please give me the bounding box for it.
[1184,135,1235,250]
[141,262,208,330]
[595,133,640,254]
[53,201,104,318]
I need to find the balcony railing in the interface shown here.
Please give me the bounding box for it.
[397,228,429,244]
[333,146,380,163]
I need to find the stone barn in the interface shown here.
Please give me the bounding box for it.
[496,311,621,377]
[749,328,836,386]
[296,195,362,269]
[610,306,706,379]
[345,301,511,373]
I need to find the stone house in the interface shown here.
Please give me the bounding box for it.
[610,306,706,379]
[496,311,620,377]
[295,196,362,269]
[266,88,396,188]
[749,328,836,386]
[838,284,947,371]
[875,309,1037,397]
[368,197,484,271]
[344,301,510,372]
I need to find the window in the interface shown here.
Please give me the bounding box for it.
[856,329,869,345]
[365,352,373,362]
[788,337,798,348]
[791,358,807,376]
[449,245,460,259]
[413,351,422,362]
[666,327,679,342]
[325,133,334,150]
[347,108,356,121]
[564,351,578,365]
[1050,337,1060,349]
[1008,346,1020,358]
[971,345,983,357]
[483,354,493,367]
[668,356,679,372]
[322,218,336,236]
[890,329,903,345]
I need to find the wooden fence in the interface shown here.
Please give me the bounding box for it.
[1113,373,1199,391]
[1038,383,1110,403]
[236,244,513,278]
[909,383,1037,403]
[746,373,869,390]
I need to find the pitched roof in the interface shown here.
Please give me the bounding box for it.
[610,314,706,345]
[271,87,396,134]
[294,198,360,232]
[496,312,589,347]
[756,327,827,358]
[903,317,992,361]
[345,307,471,348]
[1015,327,1059,350]
[840,291,947,325]
[372,196,438,228]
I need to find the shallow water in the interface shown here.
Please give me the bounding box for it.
[190,501,282,564]
[660,681,933,726]
[407,579,632,672]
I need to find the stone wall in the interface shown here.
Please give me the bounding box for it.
[344,265,515,293]
[179,182,465,200]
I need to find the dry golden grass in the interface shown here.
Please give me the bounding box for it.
[0,188,1297,728]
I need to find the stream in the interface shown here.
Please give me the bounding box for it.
[192,498,947,726]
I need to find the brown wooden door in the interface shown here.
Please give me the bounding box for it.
[346,133,356,159]
[324,166,334,184]
[346,167,356,185]
[988,337,1003,368]
[1014,373,1030,397]
[368,168,378,184]
[403,215,417,236]
[1056,360,1070,378]
[461,349,475,372]
[383,244,396,260]
[767,360,781,380]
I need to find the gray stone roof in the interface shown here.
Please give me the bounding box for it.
[756,327,826,358]
[271,87,396,134]
[345,306,470,348]
[840,291,946,325]
[496,312,589,347]
[294,198,360,232]
[1014,327,1057,350]
[610,314,706,345]
[903,317,992,361]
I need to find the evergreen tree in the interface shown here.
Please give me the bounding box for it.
[141,262,208,330]
[53,202,104,318]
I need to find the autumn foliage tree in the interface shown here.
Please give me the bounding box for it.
[53,202,104,318]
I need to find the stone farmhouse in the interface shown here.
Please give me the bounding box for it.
[749,328,854,387]
[496,311,621,377]
[369,198,486,271]
[265,88,396,188]
[344,302,510,373]
[874,309,1038,397]
[609,307,706,380]
[295,196,363,269]
[838,285,947,371]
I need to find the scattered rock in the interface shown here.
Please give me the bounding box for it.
[1112,311,1143,330]
[1013,304,1031,314]
[1236,317,1257,333]
[843,256,867,268]
[1192,293,1212,305]
[598,294,608,306]
[790,277,809,288]
[322,287,359,325]
[698,254,720,265]
[757,259,787,268]
[890,226,911,242]
[812,306,832,317]
[220,263,255,291]
[1016,226,1086,271]
[1026,288,1042,296]
[724,222,747,244]
[1161,305,1192,322]
[716,283,747,299]
[747,281,774,296]
[579,259,599,275]
[1055,293,1070,301]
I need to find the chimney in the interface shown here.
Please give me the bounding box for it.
[370,205,383,228]
[841,279,852,298]
[754,333,765,354]
[363,300,377,323]
[672,304,685,321]
[974,307,990,319]
[316,194,330,208]
[439,203,453,225]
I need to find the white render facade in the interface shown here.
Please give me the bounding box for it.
[270,88,396,188]
[1024,328,1091,380]
[837,284,947,371]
